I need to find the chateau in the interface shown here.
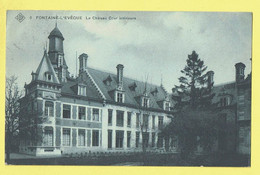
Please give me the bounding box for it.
[19,25,174,156]
[19,25,251,157]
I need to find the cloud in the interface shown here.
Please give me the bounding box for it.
[6,11,252,92]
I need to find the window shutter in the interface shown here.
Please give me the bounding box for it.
[56,102,61,118]
[37,100,43,116]
[72,129,77,146]
[87,130,91,147]
[87,107,91,120]
[72,106,77,119]
[100,109,102,122]
[99,130,102,147]
[56,126,61,146]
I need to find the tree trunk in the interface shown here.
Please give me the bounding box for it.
[5,132,11,164]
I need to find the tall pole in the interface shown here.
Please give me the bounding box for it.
[76,51,78,77]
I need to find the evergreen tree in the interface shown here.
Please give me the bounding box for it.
[174,50,214,110]
[162,51,217,158]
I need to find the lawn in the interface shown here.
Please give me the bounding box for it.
[7,152,250,167]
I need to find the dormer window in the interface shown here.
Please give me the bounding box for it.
[164,101,170,111]
[129,82,137,91]
[142,97,149,108]
[78,85,87,96]
[44,72,52,82]
[151,88,158,96]
[220,96,231,107]
[117,92,123,103]
[103,75,113,86]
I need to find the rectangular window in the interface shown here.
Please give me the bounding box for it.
[63,104,71,119]
[158,116,164,129]
[78,106,86,120]
[92,130,99,146]
[108,109,113,125]
[78,129,85,146]
[165,102,170,111]
[108,130,112,149]
[143,132,149,148]
[143,98,148,108]
[136,132,140,148]
[157,133,163,148]
[136,113,140,128]
[116,110,124,127]
[127,112,131,127]
[116,130,124,148]
[152,132,155,147]
[43,127,53,146]
[143,114,149,129]
[152,115,155,129]
[78,86,86,96]
[127,131,131,148]
[117,92,123,103]
[45,101,54,117]
[170,136,178,148]
[62,128,71,146]
[92,108,100,121]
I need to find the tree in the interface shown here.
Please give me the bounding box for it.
[174,50,214,109]
[5,76,23,162]
[163,51,217,158]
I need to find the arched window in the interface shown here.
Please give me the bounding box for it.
[43,126,53,146]
[45,101,54,117]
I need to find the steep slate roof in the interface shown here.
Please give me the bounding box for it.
[87,67,172,110]
[60,76,104,101]
[48,26,64,40]
[34,51,60,84]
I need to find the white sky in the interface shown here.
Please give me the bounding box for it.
[6,11,252,92]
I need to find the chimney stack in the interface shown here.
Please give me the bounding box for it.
[78,53,88,74]
[116,64,124,88]
[31,71,37,81]
[235,62,246,83]
[206,71,214,88]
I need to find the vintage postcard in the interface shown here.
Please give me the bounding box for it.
[5,10,252,167]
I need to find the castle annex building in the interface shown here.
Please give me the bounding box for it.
[19,25,174,156]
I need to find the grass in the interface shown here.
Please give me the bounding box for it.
[7,152,250,166]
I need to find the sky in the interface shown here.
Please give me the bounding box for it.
[6,11,252,92]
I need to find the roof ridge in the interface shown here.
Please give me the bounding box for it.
[87,67,162,88]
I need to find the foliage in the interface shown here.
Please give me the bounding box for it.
[162,109,219,157]
[174,51,214,109]
[5,76,23,161]
[163,51,218,157]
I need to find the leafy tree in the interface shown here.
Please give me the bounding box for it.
[5,76,23,162]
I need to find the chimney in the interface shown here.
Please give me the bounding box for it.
[207,71,214,88]
[235,62,246,83]
[31,71,37,81]
[78,53,88,73]
[116,64,124,88]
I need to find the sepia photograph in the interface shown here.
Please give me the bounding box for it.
[5,10,252,166]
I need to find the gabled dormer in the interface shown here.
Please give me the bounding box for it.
[24,50,62,98]
[34,50,60,84]
[157,96,171,111]
[151,87,158,96]
[129,82,137,91]
[103,75,113,86]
